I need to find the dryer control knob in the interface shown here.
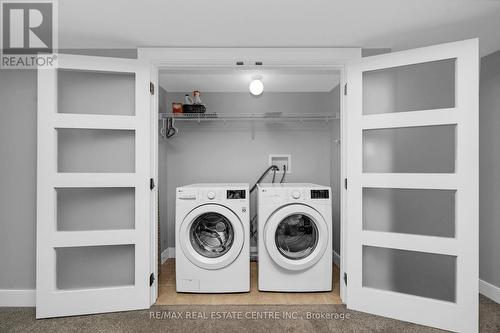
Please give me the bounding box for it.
[292,190,301,199]
[207,191,216,200]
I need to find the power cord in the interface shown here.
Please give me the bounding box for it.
[250,165,279,193]
[249,165,289,241]
[280,164,286,183]
[249,165,279,240]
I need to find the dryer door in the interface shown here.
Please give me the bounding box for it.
[264,204,329,271]
[180,204,245,270]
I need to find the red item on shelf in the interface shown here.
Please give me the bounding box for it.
[172,103,183,113]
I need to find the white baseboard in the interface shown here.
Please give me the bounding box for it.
[0,289,35,307]
[161,247,175,263]
[333,250,340,267]
[480,279,500,304]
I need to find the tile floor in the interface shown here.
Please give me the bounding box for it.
[156,259,342,305]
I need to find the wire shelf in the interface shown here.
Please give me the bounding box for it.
[159,112,339,122]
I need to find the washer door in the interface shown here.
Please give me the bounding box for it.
[180,204,244,270]
[264,204,328,271]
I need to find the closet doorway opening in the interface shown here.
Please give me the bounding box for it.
[153,65,345,305]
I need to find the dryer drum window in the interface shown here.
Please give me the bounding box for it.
[275,214,319,260]
[190,212,235,258]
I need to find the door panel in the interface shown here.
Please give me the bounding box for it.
[362,58,456,115]
[346,39,478,332]
[362,188,456,237]
[57,128,136,173]
[56,245,135,290]
[363,125,456,173]
[362,246,456,302]
[58,69,136,116]
[56,187,135,231]
[36,54,151,318]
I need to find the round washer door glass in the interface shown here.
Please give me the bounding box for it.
[190,212,234,258]
[275,214,318,260]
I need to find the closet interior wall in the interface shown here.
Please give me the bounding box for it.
[157,86,342,257]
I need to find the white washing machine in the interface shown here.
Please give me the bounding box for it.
[175,184,250,293]
[257,183,332,292]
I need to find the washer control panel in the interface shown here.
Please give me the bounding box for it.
[227,190,246,199]
[177,189,197,200]
[178,186,249,204]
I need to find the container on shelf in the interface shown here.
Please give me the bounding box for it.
[172,103,183,113]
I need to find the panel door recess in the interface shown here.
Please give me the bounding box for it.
[36,54,151,318]
[346,39,478,333]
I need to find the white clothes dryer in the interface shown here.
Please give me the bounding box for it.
[257,183,332,292]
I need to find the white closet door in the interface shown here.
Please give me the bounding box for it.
[36,54,151,318]
[346,39,478,333]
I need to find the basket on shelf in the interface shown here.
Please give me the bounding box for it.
[182,104,206,113]
[176,112,218,119]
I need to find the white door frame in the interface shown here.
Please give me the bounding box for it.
[138,47,362,305]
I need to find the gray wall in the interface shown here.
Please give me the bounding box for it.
[479,49,500,288]
[158,91,339,250]
[0,70,37,289]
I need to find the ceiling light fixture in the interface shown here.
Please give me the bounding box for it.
[249,77,264,96]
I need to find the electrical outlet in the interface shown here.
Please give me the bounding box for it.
[269,154,291,174]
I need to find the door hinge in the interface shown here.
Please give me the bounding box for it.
[150,82,155,95]
[149,273,155,286]
[344,272,348,286]
[344,83,347,95]
[344,178,348,190]
[150,178,155,190]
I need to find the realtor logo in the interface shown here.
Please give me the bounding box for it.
[1,0,58,68]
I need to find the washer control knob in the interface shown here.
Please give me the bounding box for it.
[207,191,216,200]
[291,190,301,199]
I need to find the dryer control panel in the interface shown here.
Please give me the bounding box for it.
[311,189,329,199]
[259,187,331,204]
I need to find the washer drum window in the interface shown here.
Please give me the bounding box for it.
[190,212,234,258]
[275,214,319,260]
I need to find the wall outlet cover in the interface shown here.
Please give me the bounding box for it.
[269,154,291,174]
